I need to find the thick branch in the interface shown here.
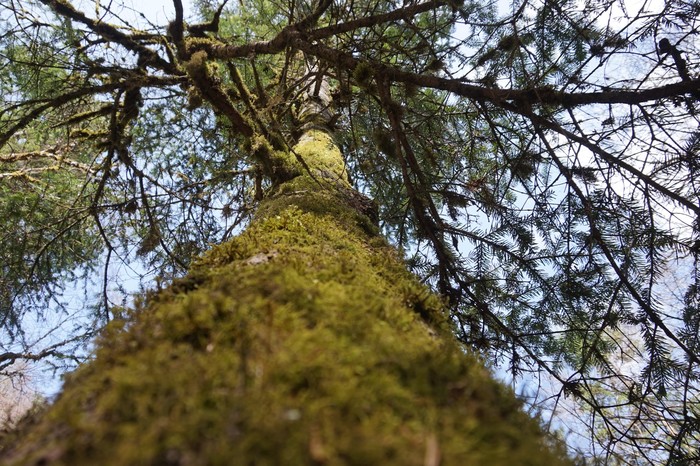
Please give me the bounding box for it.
[206,33,700,109]
[184,51,254,137]
[0,148,96,174]
[307,0,450,41]
[294,40,700,108]
[295,0,333,30]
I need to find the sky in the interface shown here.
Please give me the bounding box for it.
[74,0,194,28]
[122,0,190,24]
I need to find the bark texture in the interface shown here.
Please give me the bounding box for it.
[1,131,571,465]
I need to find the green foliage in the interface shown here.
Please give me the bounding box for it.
[1,0,700,462]
[0,17,103,334]
[0,156,100,331]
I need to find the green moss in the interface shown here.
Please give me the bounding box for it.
[184,37,221,56]
[292,130,348,182]
[1,204,571,465]
[254,182,377,238]
[184,50,209,76]
[251,129,375,235]
[352,61,374,90]
[263,129,349,187]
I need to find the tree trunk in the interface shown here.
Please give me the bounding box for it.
[1,128,570,465]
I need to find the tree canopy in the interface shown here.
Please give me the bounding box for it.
[1,0,699,462]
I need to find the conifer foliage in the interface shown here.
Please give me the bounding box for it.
[1,0,699,462]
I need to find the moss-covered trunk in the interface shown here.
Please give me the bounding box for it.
[2,129,570,465]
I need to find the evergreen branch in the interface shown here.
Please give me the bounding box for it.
[0,333,88,369]
[288,39,700,109]
[184,51,254,137]
[0,82,122,149]
[295,0,333,31]
[202,29,700,111]
[521,107,700,217]
[0,76,185,149]
[377,79,455,297]
[0,147,96,174]
[37,0,178,73]
[534,126,700,366]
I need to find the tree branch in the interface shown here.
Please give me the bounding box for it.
[307,0,450,41]
[38,0,178,73]
[200,25,700,110]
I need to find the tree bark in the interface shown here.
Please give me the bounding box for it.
[0,129,571,465]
